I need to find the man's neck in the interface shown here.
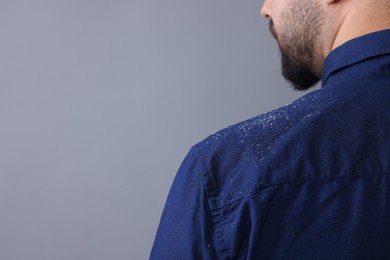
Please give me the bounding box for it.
[331,3,390,51]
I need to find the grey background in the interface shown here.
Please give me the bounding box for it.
[0,0,312,259]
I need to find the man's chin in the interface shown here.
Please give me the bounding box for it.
[280,51,320,91]
[282,67,320,91]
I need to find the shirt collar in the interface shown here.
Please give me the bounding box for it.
[321,29,390,87]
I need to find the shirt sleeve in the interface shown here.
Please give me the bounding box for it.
[150,147,220,260]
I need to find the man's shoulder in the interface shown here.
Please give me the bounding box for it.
[189,82,390,210]
[189,90,328,210]
[194,89,324,163]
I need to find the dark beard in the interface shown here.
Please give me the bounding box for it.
[269,11,322,91]
[280,47,321,90]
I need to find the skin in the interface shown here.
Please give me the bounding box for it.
[260,0,390,90]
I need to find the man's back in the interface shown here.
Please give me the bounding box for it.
[151,30,390,259]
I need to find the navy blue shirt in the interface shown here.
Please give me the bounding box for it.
[151,30,390,259]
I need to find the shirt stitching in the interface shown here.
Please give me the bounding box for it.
[194,144,231,260]
[210,171,390,212]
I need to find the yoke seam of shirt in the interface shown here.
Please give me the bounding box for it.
[210,171,390,212]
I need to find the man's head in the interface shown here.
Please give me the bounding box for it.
[260,0,390,91]
[269,0,326,90]
[261,0,328,90]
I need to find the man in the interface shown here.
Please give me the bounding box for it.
[151,0,390,258]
